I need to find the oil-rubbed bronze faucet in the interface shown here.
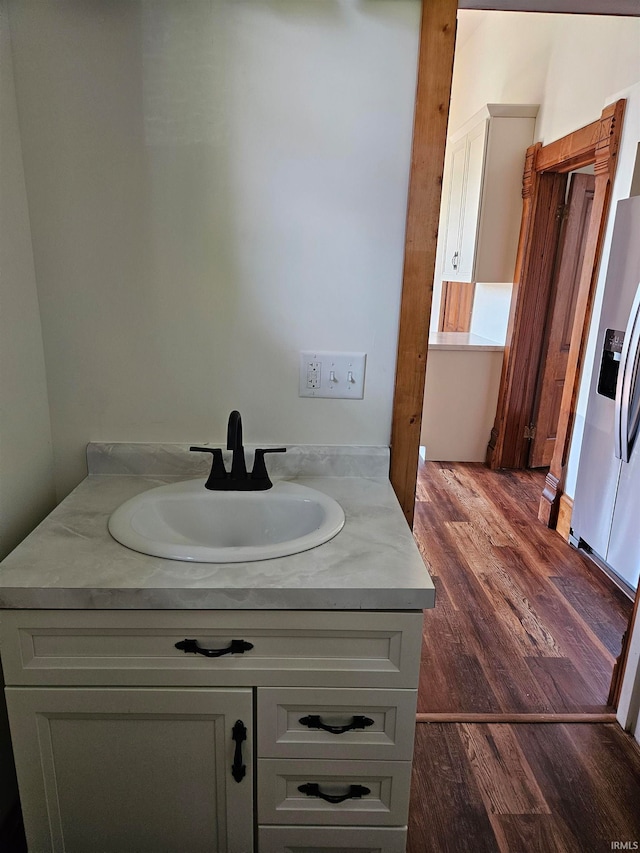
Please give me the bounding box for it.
[190,410,286,491]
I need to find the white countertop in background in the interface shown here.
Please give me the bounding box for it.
[0,444,435,612]
[428,332,505,351]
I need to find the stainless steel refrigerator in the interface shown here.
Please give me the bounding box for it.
[572,195,640,592]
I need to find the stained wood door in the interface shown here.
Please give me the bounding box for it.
[439,281,476,332]
[529,173,595,468]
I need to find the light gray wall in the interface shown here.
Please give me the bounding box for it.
[8,0,421,500]
[0,0,56,824]
[0,4,55,558]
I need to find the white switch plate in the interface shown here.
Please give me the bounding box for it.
[299,351,367,399]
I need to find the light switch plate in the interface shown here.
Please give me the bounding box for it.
[299,351,366,399]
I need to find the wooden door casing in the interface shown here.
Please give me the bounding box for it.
[529,173,596,468]
[484,100,625,532]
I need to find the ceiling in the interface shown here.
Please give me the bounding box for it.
[458,0,640,14]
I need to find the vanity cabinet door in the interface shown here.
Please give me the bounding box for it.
[5,686,253,853]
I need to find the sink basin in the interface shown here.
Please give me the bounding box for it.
[108,480,345,563]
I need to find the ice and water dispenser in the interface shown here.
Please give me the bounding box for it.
[597,328,624,399]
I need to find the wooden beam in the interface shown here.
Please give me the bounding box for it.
[390,0,457,526]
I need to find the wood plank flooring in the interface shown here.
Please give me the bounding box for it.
[407,722,640,852]
[414,461,633,714]
[410,464,640,849]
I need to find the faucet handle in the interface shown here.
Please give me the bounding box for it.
[189,446,228,490]
[251,448,287,490]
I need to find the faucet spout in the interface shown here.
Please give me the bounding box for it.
[191,410,286,490]
[226,410,247,480]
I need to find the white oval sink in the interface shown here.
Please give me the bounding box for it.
[108,480,345,563]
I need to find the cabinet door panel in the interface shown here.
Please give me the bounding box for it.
[439,106,537,286]
[5,687,253,853]
[441,137,467,280]
[457,122,487,282]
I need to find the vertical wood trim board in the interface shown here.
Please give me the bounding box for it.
[439,281,476,332]
[555,493,573,542]
[390,0,457,526]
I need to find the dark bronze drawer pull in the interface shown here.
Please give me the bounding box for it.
[231,720,247,783]
[297,782,371,803]
[299,714,374,735]
[175,638,253,657]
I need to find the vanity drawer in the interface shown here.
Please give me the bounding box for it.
[258,825,408,852]
[257,759,412,827]
[0,610,423,688]
[257,687,417,761]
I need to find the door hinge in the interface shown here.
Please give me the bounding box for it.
[556,203,569,221]
[524,423,536,440]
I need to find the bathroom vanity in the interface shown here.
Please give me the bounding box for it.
[0,444,434,853]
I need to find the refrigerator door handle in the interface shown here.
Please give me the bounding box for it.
[615,280,640,463]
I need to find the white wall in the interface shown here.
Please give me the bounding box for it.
[0,0,56,824]
[8,0,421,499]
[449,11,640,145]
[470,282,512,343]
[430,11,555,339]
[448,11,554,137]
[431,11,640,343]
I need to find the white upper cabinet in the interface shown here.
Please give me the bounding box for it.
[441,104,539,284]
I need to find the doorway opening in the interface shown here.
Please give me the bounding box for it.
[393,6,633,717]
[485,102,625,496]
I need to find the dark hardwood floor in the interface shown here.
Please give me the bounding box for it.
[409,462,639,852]
[414,461,632,715]
[407,721,640,852]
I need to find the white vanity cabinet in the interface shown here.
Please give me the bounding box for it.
[441,104,538,284]
[0,608,422,853]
